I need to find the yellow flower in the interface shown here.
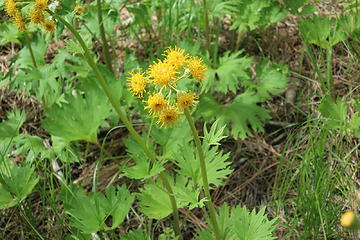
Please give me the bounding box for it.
[74,6,85,15]
[34,0,48,11]
[157,107,180,127]
[148,60,178,86]
[176,92,198,109]
[187,56,207,82]
[144,93,169,115]
[30,9,45,24]
[341,210,356,227]
[127,70,147,97]
[164,46,187,70]
[14,12,26,32]
[4,0,17,17]
[43,20,56,32]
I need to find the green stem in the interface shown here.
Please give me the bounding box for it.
[202,0,211,59]
[326,48,333,97]
[184,109,221,240]
[25,34,37,68]
[50,12,182,238]
[97,0,113,73]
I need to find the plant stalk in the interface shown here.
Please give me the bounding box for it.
[202,0,211,59]
[50,12,182,238]
[184,109,221,240]
[25,34,37,68]
[326,48,333,97]
[97,0,113,73]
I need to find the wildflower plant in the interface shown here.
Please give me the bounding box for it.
[0,0,301,239]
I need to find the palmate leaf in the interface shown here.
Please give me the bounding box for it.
[137,175,203,219]
[11,134,48,163]
[0,22,21,45]
[120,158,164,180]
[61,185,134,234]
[299,15,347,49]
[204,51,252,94]
[14,34,47,67]
[230,206,277,240]
[229,0,287,32]
[196,204,277,240]
[203,120,227,146]
[319,96,347,130]
[137,179,176,220]
[198,92,271,139]
[0,160,39,209]
[26,64,65,106]
[254,60,289,100]
[0,110,26,139]
[152,121,192,160]
[42,82,112,144]
[175,121,232,188]
[320,96,360,137]
[120,135,164,180]
[199,59,288,139]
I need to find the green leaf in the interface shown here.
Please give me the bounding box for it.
[0,110,26,139]
[285,0,316,15]
[61,185,134,233]
[349,112,360,138]
[119,157,164,180]
[0,22,21,45]
[0,160,39,209]
[119,135,164,180]
[14,34,47,67]
[319,96,347,130]
[203,120,227,146]
[138,175,201,219]
[120,230,150,240]
[42,82,112,144]
[198,92,271,139]
[230,206,277,240]
[300,15,347,49]
[152,121,192,160]
[27,64,64,106]
[196,204,277,240]
[11,134,48,163]
[230,0,287,32]
[175,122,232,188]
[205,51,252,93]
[254,60,289,100]
[137,179,175,219]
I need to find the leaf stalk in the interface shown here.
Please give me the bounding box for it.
[184,108,222,240]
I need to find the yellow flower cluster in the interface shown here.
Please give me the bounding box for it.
[74,6,85,15]
[4,0,55,32]
[127,47,207,127]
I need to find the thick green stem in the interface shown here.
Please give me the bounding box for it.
[50,12,181,238]
[184,109,221,240]
[202,0,211,58]
[97,0,113,73]
[25,34,37,68]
